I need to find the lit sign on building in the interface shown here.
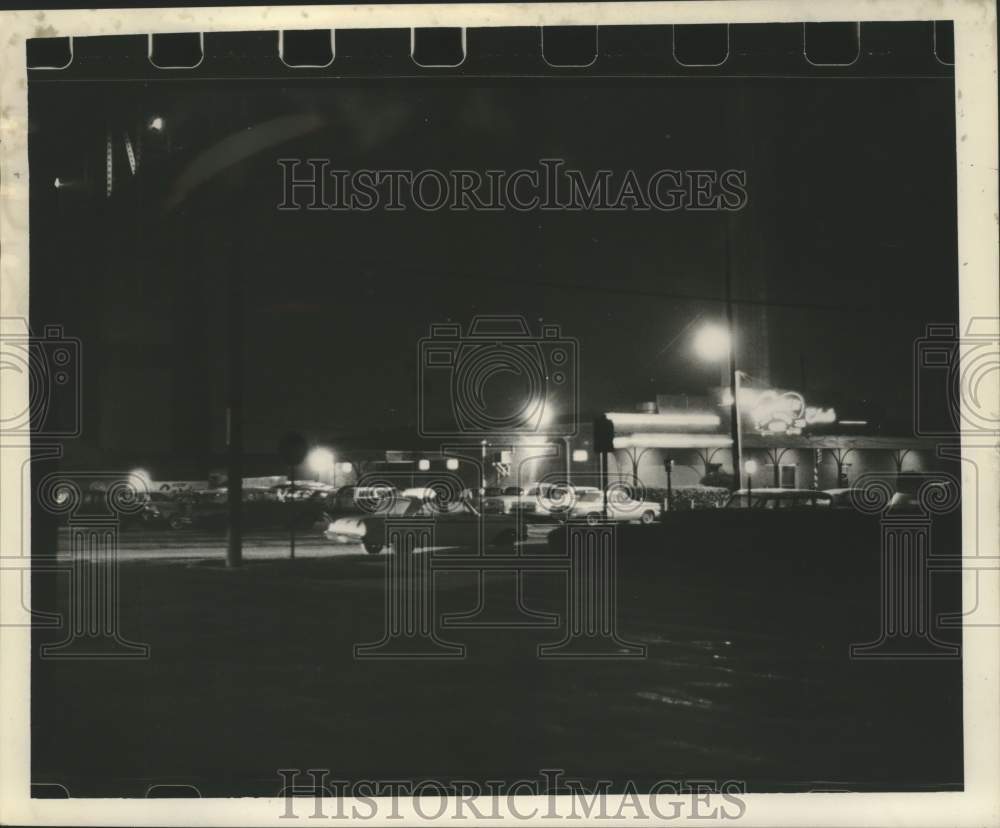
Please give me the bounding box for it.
[744,389,836,436]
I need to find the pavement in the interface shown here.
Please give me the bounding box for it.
[32,524,964,798]
[55,524,557,561]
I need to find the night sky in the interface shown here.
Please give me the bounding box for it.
[28,43,959,471]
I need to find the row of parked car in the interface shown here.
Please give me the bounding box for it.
[319,482,902,555]
[129,477,947,552]
[134,481,337,529]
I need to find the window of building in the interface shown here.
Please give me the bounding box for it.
[780,464,797,489]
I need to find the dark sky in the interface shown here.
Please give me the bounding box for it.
[29,55,959,467]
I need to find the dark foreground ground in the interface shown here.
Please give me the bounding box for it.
[32,521,963,797]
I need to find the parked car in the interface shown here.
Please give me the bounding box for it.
[139,491,193,529]
[269,481,337,502]
[511,483,600,522]
[324,492,527,554]
[725,488,833,509]
[481,486,523,514]
[551,487,661,525]
[321,485,398,516]
[823,487,868,509]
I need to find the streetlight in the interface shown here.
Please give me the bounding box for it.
[129,467,152,493]
[694,321,742,490]
[305,446,335,483]
[692,323,730,362]
[149,116,165,132]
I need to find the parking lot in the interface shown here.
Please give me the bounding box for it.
[33,515,963,798]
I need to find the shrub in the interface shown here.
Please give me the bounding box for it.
[668,485,730,510]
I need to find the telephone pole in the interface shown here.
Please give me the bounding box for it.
[724,222,742,490]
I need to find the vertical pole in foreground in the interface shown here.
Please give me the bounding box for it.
[289,467,296,560]
[480,440,488,495]
[724,224,742,491]
[594,415,613,521]
[665,455,673,512]
[564,436,572,487]
[600,451,609,520]
[226,247,244,568]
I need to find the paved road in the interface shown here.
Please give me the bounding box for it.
[35,521,962,796]
[55,524,556,561]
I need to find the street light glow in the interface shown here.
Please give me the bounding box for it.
[418,459,431,471]
[129,468,152,490]
[446,458,459,470]
[693,323,731,362]
[744,459,758,475]
[149,116,165,132]
[306,447,335,477]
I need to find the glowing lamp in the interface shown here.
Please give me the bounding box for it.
[572,449,589,462]
[306,447,335,481]
[129,468,152,490]
[744,459,758,476]
[446,458,459,471]
[149,116,165,132]
[418,459,431,471]
[693,323,731,362]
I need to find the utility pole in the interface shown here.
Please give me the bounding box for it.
[480,439,488,495]
[724,222,742,491]
[226,251,244,568]
[288,468,296,560]
[594,415,614,520]
[279,432,308,561]
[665,455,674,512]
[563,436,572,487]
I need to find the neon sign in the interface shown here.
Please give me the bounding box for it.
[744,389,836,436]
